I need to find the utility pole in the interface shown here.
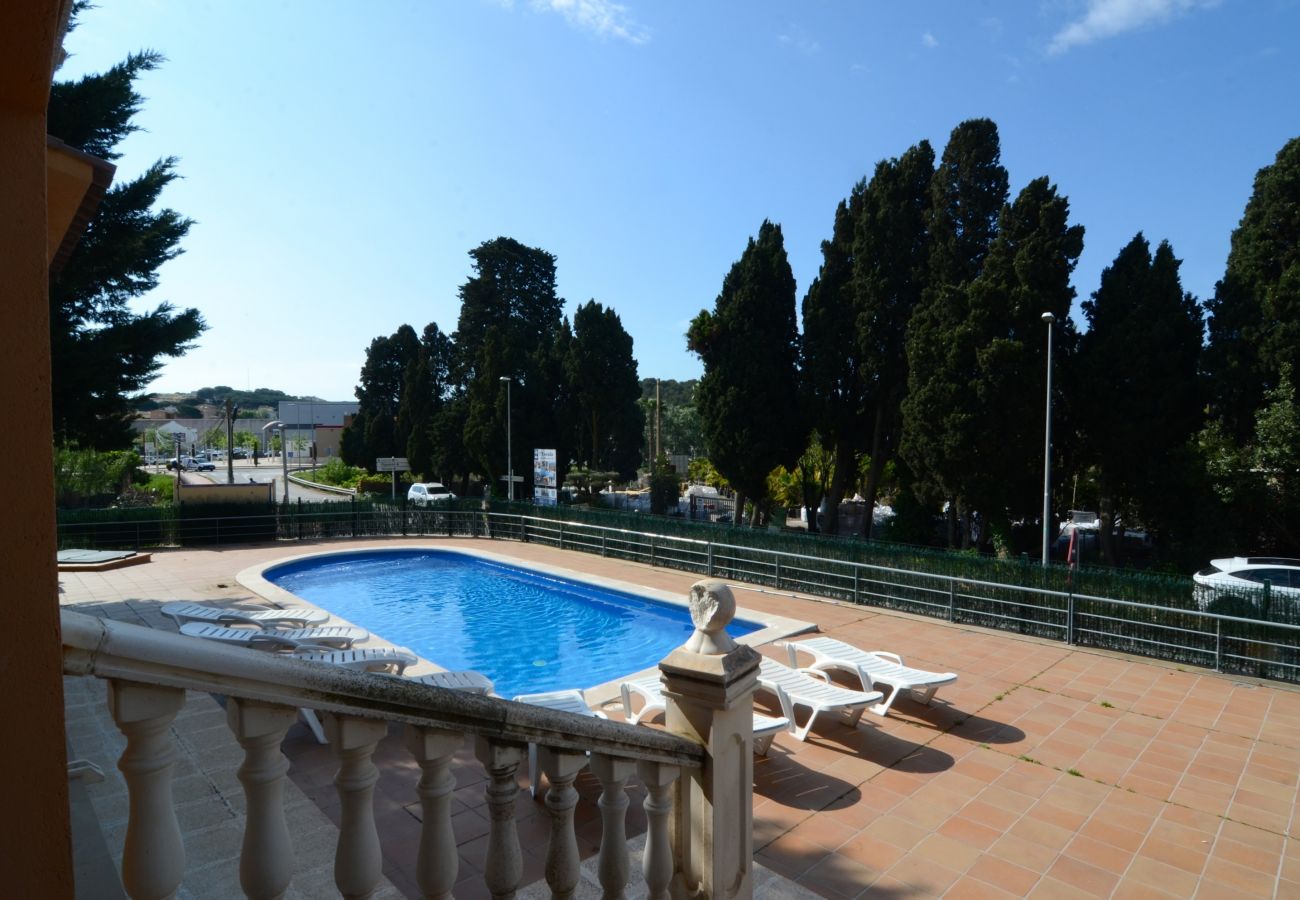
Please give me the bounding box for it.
[655,378,662,461]
[225,398,237,484]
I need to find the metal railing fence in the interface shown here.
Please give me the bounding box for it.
[56,505,1300,683]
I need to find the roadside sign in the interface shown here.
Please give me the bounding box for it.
[375,457,410,472]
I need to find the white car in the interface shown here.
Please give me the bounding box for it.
[1193,557,1300,607]
[407,482,457,506]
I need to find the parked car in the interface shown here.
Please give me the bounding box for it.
[1193,557,1300,608]
[407,482,456,506]
[167,456,216,472]
[231,448,248,459]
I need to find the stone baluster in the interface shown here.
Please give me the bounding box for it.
[590,754,635,900]
[326,716,389,899]
[404,726,463,900]
[538,748,587,899]
[636,760,679,900]
[475,738,526,900]
[660,579,760,899]
[227,699,297,900]
[109,680,186,900]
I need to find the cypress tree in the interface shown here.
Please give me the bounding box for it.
[963,177,1084,548]
[900,120,1009,545]
[1205,136,1300,442]
[566,301,643,479]
[1077,235,1203,563]
[800,183,866,533]
[854,141,935,535]
[688,221,805,524]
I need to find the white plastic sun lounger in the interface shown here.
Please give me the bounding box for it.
[293,646,417,674]
[781,637,958,717]
[404,670,495,695]
[161,601,329,629]
[179,621,368,651]
[291,647,422,743]
[618,674,789,756]
[512,689,607,797]
[757,658,884,742]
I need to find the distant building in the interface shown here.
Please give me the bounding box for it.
[277,401,358,459]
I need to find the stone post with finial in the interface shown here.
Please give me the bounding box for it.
[659,579,760,899]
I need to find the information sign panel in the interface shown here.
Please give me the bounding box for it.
[534,448,557,506]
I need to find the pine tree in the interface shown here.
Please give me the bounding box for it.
[48,50,205,448]
[688,220,805,524]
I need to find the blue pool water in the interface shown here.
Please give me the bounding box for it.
[265,549,761,697]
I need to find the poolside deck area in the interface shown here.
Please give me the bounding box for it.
[60,537,1300,898]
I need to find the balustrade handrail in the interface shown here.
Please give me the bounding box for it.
[61,609,705,768]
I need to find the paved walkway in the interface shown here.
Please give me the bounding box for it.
[60,537,1300,898]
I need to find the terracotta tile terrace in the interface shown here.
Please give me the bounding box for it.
[60,538,1300,898]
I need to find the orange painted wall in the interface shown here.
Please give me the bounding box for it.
[0,2,75,896]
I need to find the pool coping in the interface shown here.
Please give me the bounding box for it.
[236,543,816,706]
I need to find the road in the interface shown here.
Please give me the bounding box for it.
[171,458,351,503]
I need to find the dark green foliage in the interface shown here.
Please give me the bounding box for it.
[1077,234,1204,562]
[639,378,697,407]
[901,120,1010,535]
[455,239,567,494]
[48,50,159,161]
[567,301,643,478]
[688,221,805,520]
[641,380,703,459]
[1205,137,1300,441]
[49,46,205,449]
[854,141,936,532]
[403,355,435,479]
[344,326,419,468]
[648,455,680,515]
[926,119,1009,288]
[962,177,1084,532]
[801,183,867,533]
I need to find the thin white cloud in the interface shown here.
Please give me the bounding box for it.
[778,32,821,55]
[921,31,939,49]
[523,0,651,44]
[1048,0,1218,55]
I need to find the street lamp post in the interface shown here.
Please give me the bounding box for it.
[263,420,289,503]
[499,376,514,502]
[1041,312,1056,568]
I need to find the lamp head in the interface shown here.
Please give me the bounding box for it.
[1041,312,1056,323]
[498,376,511,383]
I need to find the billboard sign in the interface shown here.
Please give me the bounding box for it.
[534,448,557,506]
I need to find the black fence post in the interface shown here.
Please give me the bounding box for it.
[1215,619,1223,672]
[1067,587,1076,645]
[351,496,357,537]
[297,497,303,541]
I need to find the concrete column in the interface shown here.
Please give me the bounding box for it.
[0,3,74,897]
[659,580,759,900]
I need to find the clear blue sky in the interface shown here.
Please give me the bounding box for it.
[59,0,1300,402]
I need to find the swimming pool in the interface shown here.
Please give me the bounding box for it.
[261,548,765,697]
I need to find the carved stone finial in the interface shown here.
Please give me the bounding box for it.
[682,580,738,654]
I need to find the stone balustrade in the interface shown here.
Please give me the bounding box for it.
[61,579,758,899]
